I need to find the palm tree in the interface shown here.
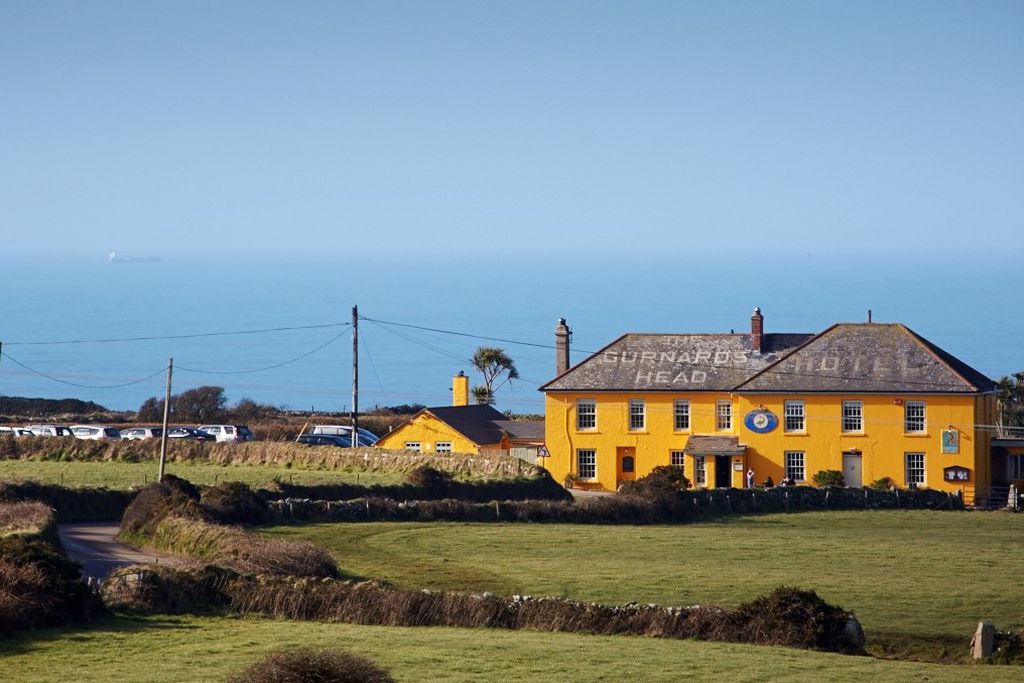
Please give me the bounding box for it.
[470,346,519,405]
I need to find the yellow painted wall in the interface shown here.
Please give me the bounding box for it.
[544,391,990,495]
[376,411,498,455]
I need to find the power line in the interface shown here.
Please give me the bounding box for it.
[3,322,350,346]
[0,351,166,389]
[361,316,599,354]
[176,330,350,376]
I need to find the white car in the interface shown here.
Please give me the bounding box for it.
[0,426,32,437]
[69,425,122,440]
[311,424,379,446]
[197,424,254,443]
[120,427,164,440]
[24,424,75,437]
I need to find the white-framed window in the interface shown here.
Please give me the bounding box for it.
[674,400,690,431]
[784,451,806,482]
[905,401,926,433]
[404,442,422,452]
[842,400,863,433]
[784,400,805,433]
[629,399,646,431]
[435,442,452,455]
[716,400,732,431]
[694,455,706,486]
[905,452,926,486]
[577,449,597,480]
[670,450,685,467]
[576,400,596,430]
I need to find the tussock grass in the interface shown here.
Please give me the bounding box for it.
[0,501,52,537]
[0,436,532,478]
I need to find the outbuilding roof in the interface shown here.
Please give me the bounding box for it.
[423,404,508,445]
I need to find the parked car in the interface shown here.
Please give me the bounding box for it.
[167,427,216,442]
[69,425,122,440]
[0,426,32,437]
[121,427,164,440]
[296,433,352,448]
[197,424,255,443]
[310,424,379,446]
[24,424,75,437]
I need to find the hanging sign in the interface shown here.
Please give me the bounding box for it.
[744,409,779,434]
[942,429,960,454]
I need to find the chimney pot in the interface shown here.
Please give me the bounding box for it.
[555,318,572,375]
[751,307,764,354]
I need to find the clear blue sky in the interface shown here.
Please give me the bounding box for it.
[2,1,1021,258]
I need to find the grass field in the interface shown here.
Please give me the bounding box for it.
[264,510,1024,655]
[1,615,1019,682]
[0,459,404,489]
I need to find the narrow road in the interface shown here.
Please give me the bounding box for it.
[58,521,182,582]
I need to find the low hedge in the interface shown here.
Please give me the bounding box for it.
[103,566,865,654]
[267,484,962,525]
[262,466,571,504]
[227,647,394,683]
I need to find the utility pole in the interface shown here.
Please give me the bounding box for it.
[351,305,359,448]
[158,357,173,482]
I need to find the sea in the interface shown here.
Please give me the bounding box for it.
[1,251,1020,416]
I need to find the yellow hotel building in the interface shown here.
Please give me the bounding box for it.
[541,311,1001,503]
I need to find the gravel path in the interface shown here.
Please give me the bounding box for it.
[58,521,182,581]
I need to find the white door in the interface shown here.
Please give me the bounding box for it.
[842,453,862,488]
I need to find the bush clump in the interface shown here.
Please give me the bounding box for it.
[0,536,102,633]
[201,482,269,525]
[730,587,863,652]
[619,466,689,503]
[226,647,394,683]
[867,476,897,491]
[120,475,206,538]
[811,470,845,487]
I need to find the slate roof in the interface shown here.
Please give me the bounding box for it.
[424,404,508,445]
[683,435,746,456]
[493,420,545,441]
[738,324,996,393]
[541,323,995,395]
[540,333,812,392]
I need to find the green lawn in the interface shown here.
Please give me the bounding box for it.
[263,511,1024,647]
[1,615,1018,682]
[0,459,404,489]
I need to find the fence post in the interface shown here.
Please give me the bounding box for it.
[825,489,829,507]
[864,489,868,509]
[784,491,789,511]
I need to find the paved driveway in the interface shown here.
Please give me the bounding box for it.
[58,521,181,581]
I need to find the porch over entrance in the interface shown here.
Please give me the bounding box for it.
[683,435,748,489]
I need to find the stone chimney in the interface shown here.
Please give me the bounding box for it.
[452,371,469,407]
[751,307,764,354]
[555,318,572,375]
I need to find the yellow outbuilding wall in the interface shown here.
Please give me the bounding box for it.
[376,412,496,454]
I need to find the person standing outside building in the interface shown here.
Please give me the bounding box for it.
[746,467,755,489]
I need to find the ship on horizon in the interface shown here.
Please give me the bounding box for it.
[108,251,160,264]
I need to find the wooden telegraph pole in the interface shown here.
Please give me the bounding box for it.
[158,357,173,482]
[351,305,359,448]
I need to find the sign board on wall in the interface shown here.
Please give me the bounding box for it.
[943,466,970,482]
[744,409,778,434]
[942,430,960,454]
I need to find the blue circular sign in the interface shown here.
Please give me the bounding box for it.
[744,409,778,434]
